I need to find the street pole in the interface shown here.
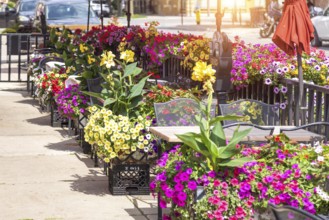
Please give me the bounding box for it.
[181,0,183,25]
[100,0,104,28]
[126,0,131,28]
[87,0,91,32]
[216,0,221,32]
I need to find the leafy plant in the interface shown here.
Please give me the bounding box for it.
[84,50,149,118]
[176,61,253,172]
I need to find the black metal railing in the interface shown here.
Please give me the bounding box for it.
[0,33,47,83]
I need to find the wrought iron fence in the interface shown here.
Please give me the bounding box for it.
[0,33,47,83]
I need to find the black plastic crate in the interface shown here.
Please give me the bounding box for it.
[108,163,150,195]
[79,129,91,154]
[50,102,68,127]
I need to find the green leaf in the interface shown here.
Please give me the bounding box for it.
[199,130,219,158]
[128,76,148,99]
[104,98,116,107]
[176,133,210,157]
[129,95,143,109]
[82,70,93,79]
[210,120,226,146]
[218,157,254,167]
[216,127,251,159]
[123,62,142,78]
[82,91,104,101]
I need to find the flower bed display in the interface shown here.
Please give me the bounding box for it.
[152,135,329,219]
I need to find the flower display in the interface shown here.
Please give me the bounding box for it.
[181,38,210,69]
[84,107,158,161]
[151,145,254,219]
[35,67,68,103]
[56,85,88,119]
[231,37,329,89]
[191,61,216,94]
[141,84,199,118]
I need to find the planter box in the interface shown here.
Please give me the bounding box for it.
[108,163,150,195]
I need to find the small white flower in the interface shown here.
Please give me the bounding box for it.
[317,156,324,162]
[145,134,151,140]
[314,145,323,154]
[144,146,149,152]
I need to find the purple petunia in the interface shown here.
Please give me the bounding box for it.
[265,78,272,85]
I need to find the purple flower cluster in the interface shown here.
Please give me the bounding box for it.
[56,84,88,119]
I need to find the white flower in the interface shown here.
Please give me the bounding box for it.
[314,145,323,154]
[144,146,149,152]
[145,134,151,140]
[317,156,325,162]
[315,186,329,202]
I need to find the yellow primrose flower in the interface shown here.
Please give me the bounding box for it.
[100,51,115,68]
[79,44,88,53]
[120,50,135,63]
[104,158,110,163]
[191,61,216,83]
[87,55,95,65]
[138,136,144,142]
[131,146,137,151]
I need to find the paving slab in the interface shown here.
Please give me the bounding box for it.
[0,90,148,220]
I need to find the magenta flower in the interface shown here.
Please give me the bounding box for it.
[187,181,197,190]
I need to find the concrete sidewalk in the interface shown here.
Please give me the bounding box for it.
[0,83,157,220]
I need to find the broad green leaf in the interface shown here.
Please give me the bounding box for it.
[210,120,226,146]
[217,127,251,159]
[82,91,104,101]
[129,96,143,109]
[176,133,211,157]
[128,76,148,99]
[218,157,254,167]
[104,98,116,107]
[199,130,219,158]
[123,62,142,78]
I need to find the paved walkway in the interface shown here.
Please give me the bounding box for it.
[0,83,158,220]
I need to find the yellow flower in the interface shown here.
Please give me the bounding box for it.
[110,152,117,159]
[104,158,110,163]
[191,61,216,83]
[120,50,135,63]
[79,44,88,53]
[100,51,115,68]
[202,80,214,94]
[131,146,137,151]
[87,55,95,65]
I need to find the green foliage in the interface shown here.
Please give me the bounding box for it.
[85,61,149,118]
[176,93,254,171]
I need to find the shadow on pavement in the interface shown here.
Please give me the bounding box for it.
[26,114,51,126]
[69,170,109,196]
[44,138,80,153]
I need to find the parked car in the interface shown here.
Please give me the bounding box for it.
[15,0,38,32]
[311,7,329,47]
[90,0,110,17]
[33,0,100,32]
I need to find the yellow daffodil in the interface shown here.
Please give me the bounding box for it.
[120,50,135,63]
[100,51,115,68]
